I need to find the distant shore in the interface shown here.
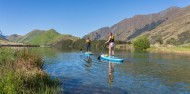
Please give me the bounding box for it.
[0,44,40,47]
[116,44,190,54]
[147,46,190,54]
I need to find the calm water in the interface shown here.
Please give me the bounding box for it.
[41,48,190,94]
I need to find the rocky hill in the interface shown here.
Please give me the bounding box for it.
[83,5,190,45]
[144,12,190,45]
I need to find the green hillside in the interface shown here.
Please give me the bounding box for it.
[17,30,44,43]
[29,29,62,45]
[6,29,79,46]
[12,29,79,46]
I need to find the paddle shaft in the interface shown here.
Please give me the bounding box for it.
[100,45,105,54]
[98,44,106,59]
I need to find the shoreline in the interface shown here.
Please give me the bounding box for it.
[147,46,190,54]
[116,44,190,54]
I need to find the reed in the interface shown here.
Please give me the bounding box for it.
[0,48,60,94]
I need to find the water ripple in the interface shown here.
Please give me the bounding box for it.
[43,51,190,94]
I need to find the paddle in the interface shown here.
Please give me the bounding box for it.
[97,44,106,60]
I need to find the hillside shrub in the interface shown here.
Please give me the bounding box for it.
[150,35,163,44]
[133,36,150,50]
[166,38,177,45]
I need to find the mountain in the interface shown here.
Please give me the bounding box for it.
[0,31,8,40]
[8,29,79,46]
[0,34,20,45]
[7,34,22,42]
[30,29,79,45]
[17,30,45,43]
[0,36,6,40]
[144,11,190,45]
[83,5,190,44]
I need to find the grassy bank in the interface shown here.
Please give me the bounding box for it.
[0,48,60,94]
[147,44,190,54]
[115,43,190,54]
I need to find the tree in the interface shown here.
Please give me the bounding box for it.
[132,36,150,50]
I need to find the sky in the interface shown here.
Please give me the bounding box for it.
[1,0,190,37]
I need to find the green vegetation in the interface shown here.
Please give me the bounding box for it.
[91,40,107,49]
[72,39,86,49]
[10,29,79,46]
[170,47,190,51]
[29,29,62,45]
[53,39,108,50]
[179,43,190,48]
[147,47,190,52]
[17,30,44,43]
[53,39,127,51]
[147,43,190,52]
[0,48,60,94]
[132,36,150,50]
[28,30,78,46]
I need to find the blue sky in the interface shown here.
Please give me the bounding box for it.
[1,0,190,37]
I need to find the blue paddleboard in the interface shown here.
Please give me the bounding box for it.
[85,52,93,55]
[100,54,124,62]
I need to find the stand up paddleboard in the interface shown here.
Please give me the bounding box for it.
[85,52,93,55]
[100,54,124,62]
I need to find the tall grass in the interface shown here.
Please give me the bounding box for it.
[0,48,60,94]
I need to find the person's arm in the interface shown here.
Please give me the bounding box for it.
[105,36,111,44]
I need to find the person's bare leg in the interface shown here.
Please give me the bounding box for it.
[112,50,114,56]
[109,46,111,56]
[111,47,114,56]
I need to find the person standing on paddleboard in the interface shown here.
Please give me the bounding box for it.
[86,37,91,52]
[105,32,115,56]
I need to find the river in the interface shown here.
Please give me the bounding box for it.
[39,48,190,94]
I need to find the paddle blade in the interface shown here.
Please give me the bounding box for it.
[97,56,101,60]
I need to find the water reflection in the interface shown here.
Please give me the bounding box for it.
[41,48,190,93]
[108,62,114,86]
[84,56,92,72]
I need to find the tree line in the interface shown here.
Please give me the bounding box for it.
[52,39,126,50]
